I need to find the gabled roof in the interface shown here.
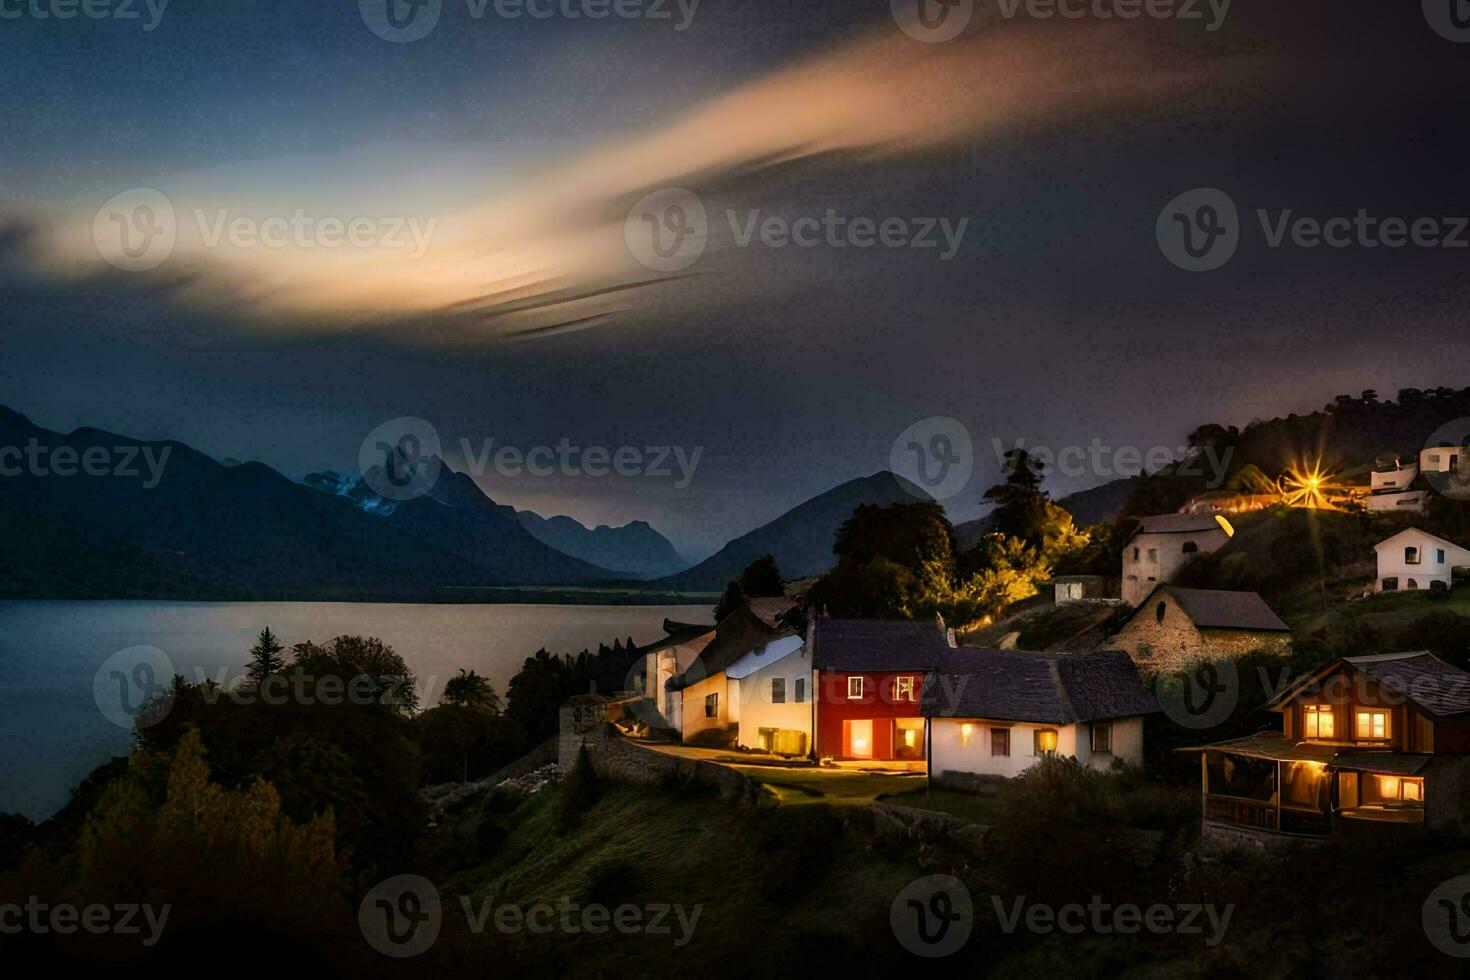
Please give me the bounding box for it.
[639,620,716,656]
[668,605,789,690]
[1264,651,1470,718]
[1131,514,1225,536]
[811,617,953,672]
[921,648,1157,724]
[1373,526,1470,557]
[1132,585,1290,633]
[1176,734,1432,774]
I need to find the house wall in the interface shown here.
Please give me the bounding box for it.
[929,716,1144,780]
[1421,445,1465,475]
[1375,531,1470,592]
[1365,490,1427,513]
[1279,670,1438,752]
[644,633,713,710]
[1121,527,1230,606]
[677,671,735,744]
[816,670,926,760]
[1425,756,1470,835]
[733,649,815,755]
[1109,592,1289,671]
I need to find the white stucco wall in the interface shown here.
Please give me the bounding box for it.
[730,638,814,754]
[1374,529,1470,592]
[929,716,1144,779]
[1365,490,1427,513]
[1122,527,1230,606]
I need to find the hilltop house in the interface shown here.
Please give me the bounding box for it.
[639,619,716,728]
[1109,585,1291,670]
[1121,514,1234,606]
[922,649,1156,790]
[1187,652,1470,844]
[811,617,956,762]
[1374,527,1470,593]
[1052,574,1118,605]
[1366,453,1427,513]
[667,604,792,746]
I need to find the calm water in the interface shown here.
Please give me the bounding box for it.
[0,600,709,821]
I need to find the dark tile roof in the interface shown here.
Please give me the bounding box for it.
[1328,752,1433,776]
[1175,733,1342,764]
[812,617,953,672]
[639,621,716,656]
[1134,514,1225,535]
[1345,651,1470,717]
[921,648,1157,724]
[1144,586,1290,632]
[668,605,787,690]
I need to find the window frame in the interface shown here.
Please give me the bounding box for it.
[704,692,719,718]
[894,675,916,703]
[1405,546,1421,565]
[1091,722,1113,754]
[1302,703,1335,739]
[1355,709,1390,742]
[793,676,806,704]
[846,676,864,700]
[770,677,786,704]
[990,727,1010,757]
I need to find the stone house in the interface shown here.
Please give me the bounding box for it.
[1109,585,1291,671]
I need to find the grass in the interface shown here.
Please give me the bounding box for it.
[725,766,925,805]
[877,786,1001,824]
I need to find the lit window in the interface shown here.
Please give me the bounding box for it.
[894,676,916,702]
[794,677,806,703]
[1356,710,1389,740]
[1303,703,1335,739]
[991,728,1010,757]
[1091,722,1112,754]
[771,678,786,704]
[847,676,864,700]
[1403,779,1423,802]
[1034,729,1058,756]
[705,693,719,718]
[960,723,974,747]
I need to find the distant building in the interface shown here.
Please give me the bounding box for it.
[1109,585,1291,670]
[1366,453,1426,513]
[667,605,792,746]
[1120,514,1234,606]
[1374,527,1470,593]
[922,648,1156,790]
[1420,443,1465,480]
[1052,574,1117,605]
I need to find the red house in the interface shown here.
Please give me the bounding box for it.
[810,617,955,761]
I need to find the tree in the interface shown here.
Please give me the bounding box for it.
[290,635,420,714]
[505,648,576,742]
[982,448,1052,544]
[713,581,745,622]
[443,668,500,712]
[245,626,286,687]
[738,555,784,597]
[809,502,959,619]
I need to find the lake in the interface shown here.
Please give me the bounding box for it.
[0,599,710,821]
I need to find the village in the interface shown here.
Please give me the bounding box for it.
[558,435,1470,851]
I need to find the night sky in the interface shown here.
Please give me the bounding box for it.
[2,0,1467,558]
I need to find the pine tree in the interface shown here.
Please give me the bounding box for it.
[245,626,286,687]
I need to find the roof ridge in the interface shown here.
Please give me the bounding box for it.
[1047,657,1079,724]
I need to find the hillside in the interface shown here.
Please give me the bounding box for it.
[650,471,930,591]
[515,511,687,579]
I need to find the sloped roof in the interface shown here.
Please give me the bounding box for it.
[1373,526,1470,557]
[812,617,953,672]
[921,648,1157,724]
[1175,733,1341,764]
[1344,651,1470,717]
[639,620,716,656]
[1140,585,1290,632]
[668,605,788,690]
[1133,514,1224,535]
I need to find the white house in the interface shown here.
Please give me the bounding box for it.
[1121,514,1234,606]
[725,634,811,756]
[638,620,716,730]
[922,649,1156,786]
[667,603,796,746]
[1421,443,1465,479]
[1374,527,1470,593]
[1366,453,1426,513]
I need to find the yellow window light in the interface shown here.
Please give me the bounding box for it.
[1037,729,1058,752]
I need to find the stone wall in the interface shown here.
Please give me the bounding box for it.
[558,699,758,802]
[1110,592,1290,672]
